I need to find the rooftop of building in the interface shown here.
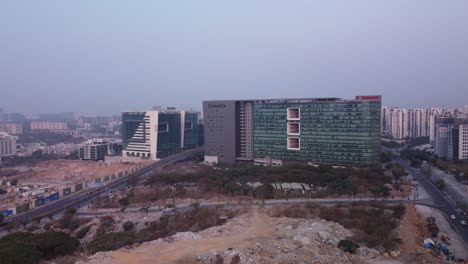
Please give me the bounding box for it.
[204,95,381,104]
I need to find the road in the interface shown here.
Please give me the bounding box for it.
[3,147,203,225]
[396,158,468,245]
[76,197,436,217]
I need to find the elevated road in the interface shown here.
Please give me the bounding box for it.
[3,147,203,225]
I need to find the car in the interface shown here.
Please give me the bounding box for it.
[461,220,467,226]
[450,215,456,220]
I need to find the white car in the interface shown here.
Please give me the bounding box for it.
[450,215,456,220]
[461,220,467,226]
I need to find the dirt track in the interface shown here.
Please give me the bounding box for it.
[111,209,274,264]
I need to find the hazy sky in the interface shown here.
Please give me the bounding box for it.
[1,1,467,115]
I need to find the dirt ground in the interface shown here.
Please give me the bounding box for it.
[112,209,274,264]
[0,159,144,186]
[393,204,440,263]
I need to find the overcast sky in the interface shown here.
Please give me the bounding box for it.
[1,1,467,115]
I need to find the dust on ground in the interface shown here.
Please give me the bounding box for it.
[112,209,274,264]
[0,159,147,186]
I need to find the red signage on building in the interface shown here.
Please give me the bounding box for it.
[355,95,381,101]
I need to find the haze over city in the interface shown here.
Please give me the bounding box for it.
[2,1,468,264]
[1,1,468,115]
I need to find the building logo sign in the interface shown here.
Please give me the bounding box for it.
[208,104,226,109]
[439,127,449,137]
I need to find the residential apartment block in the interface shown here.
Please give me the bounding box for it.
[31,121,68,130]
[0,132,16,163]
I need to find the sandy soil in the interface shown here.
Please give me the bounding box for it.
[111,209,274,264]
[0,160,143,186]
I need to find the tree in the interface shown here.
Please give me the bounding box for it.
[337,240,360,254]
[393,204,406,219]
[10,179,18,186]
[435,179,446,191]
[127,174,139,187]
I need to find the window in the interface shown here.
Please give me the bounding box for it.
[184,121,193,130]
[158,123,169,132]
[287,137,300,150]
[287,122,300,135]
[287,107,300,120]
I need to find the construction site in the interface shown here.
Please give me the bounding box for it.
[0,159,148,217]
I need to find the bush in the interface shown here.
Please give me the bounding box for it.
[0,231,79,263]
[392,204,406,219]
[58,214,79,231]
[338,240,360,254]
[97,215,115,234]
[76,225,91,239]
[123,221,135,232]
[87,232,135,254]
[383,237,402,252]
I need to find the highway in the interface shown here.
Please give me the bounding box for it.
[3,147,203,225]
[396,158,468,245]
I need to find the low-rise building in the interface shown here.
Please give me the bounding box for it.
[79,139,109,161]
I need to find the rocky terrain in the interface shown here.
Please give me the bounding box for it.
[76,209,433,264]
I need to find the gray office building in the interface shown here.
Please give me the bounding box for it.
[203,96,381,167]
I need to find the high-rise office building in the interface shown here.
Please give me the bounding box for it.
[121,109,201,160]
[204,96,381,167]
[435,117,455,159]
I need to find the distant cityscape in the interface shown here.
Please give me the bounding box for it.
[382,105,468,160]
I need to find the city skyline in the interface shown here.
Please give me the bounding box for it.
[1,1,468,114]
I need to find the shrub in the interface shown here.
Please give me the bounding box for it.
[383,237,402,252]
[0,231,79,263]
[123,221,135,232]
[97,216,115,233]
[337,239,360,254]
[76,225,91,239]
[392,204,406,219]
[58,214,79,231]
[87,232,135,254]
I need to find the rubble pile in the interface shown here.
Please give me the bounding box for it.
[194,217,361,264]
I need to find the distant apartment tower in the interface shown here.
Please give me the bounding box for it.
[31,121,68,130]
[459,124,468,160]
[0,123,23,135]
[203,96,381,167]
[121,109,201,160]
[79,140,109,161]
[0,132,16,163]
[383,106,447,142]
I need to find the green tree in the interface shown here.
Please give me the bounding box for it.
[337,240,360,254]
[435,179,446,191]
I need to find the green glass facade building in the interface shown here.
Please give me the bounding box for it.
[203,96,381,166]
